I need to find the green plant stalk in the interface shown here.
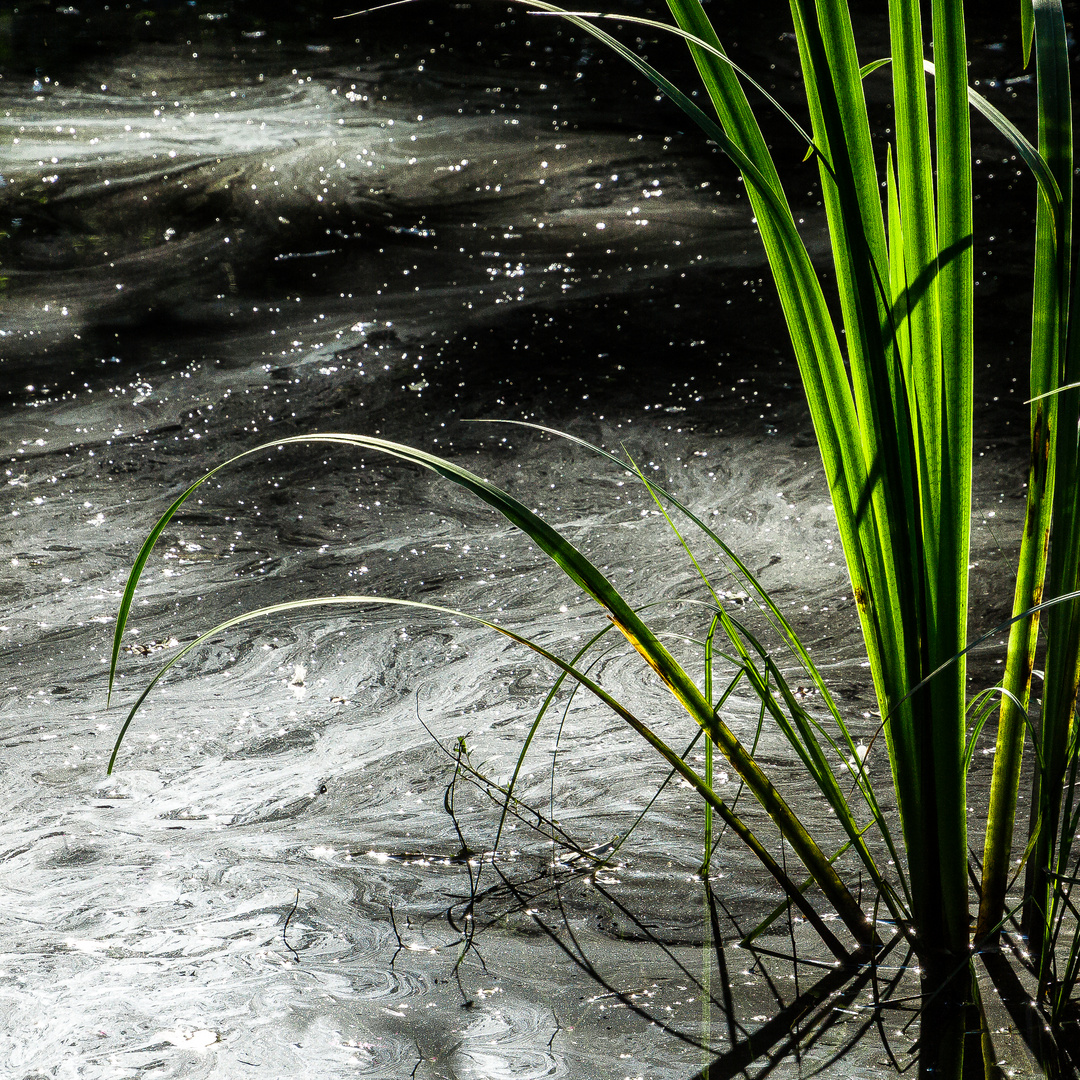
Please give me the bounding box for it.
[1045,754,1080,1019]
[887,0,953,957]
[712,606,905,924]
[119,586,857,961]
[1030,471,1080,992]
[611,437,912,931]
[924,0,973,962]
[788,0,972,958]
[763,0,970,958]
[666,0,918,899]
[701,615,718,876]
[623,444,899,912]
[1028,379,1080,986]
[512,420,908,901]
[108,434,877,952]
[113,0,1078,976]
[976,0,1068,942]
[1016,0,1080,982]
[623,448,907,924]
[793,0,934,941]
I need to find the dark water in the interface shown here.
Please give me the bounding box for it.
[0,8,1045,1077]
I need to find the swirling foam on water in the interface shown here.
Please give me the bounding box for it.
[0,33,1028,1080]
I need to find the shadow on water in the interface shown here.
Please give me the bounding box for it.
[397,742,1077,1078]
[495,865,1076,1079]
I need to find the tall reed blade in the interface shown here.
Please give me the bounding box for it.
[1025,0,1080,973]
[923,0,973,962]
[977,0,1070,944]
[108,434,878,951]
[995,0,1080,989]
[113,0,1080,998]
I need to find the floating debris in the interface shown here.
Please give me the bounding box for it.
[123,636,180,656]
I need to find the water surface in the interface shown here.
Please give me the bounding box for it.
[0,20,1040,1078]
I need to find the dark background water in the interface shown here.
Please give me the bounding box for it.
[0,2,1053,1076]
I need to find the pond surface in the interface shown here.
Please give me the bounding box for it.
[0,9,1045,1077]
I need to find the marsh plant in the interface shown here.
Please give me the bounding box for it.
[110,0,1080,1043]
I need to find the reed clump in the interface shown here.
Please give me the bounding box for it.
[108,0,1080,1047]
